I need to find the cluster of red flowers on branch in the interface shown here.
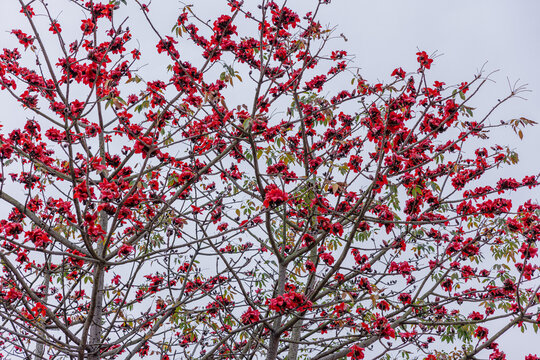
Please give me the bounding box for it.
[267,290,312,313]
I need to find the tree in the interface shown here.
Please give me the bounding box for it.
[0,1,538,359]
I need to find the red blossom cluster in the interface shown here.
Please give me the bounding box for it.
[267,290,312,313]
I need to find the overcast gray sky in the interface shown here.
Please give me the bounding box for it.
[0,0,538,358]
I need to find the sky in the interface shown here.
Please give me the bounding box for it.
[0,0,539,358]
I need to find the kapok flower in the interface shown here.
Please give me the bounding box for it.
[347,344,365,359]
[118,243,134,257]
[241,307,260,324]
[263,184,289,208]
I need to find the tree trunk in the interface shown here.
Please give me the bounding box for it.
[34,266,50,360]
[265,264,287,360]
[88,214,107,360]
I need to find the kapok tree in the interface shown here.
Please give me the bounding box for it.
[0,1,538,359]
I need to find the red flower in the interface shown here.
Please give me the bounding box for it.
[489,349,506,360]
[25,228,51,248]
[111,275,121,285]
[74,181,94,202]
[441,278,453,292]
[11,30,34,49]
[519,243,538,259]
[416,51,433,70]
[20,5,35,17]
[377,300,390,311]
[474,326,489,340]
[241,307,260,324]
[334,302,347,316]
[5,287,22,302]
[398,293,412,305]
[391,67,406,79]
[319,252,334,266]
[49,21,62,34]
[81,19,95,35]
[267,290,311,313]
[373,314,395,339]
[268,295,286,312]
[302,234,316,247]
[263,184,289,208]
[331,222,344,236]
[32,302,47,317]
[118,243,134,257]
[347,344,364,359]
[304,75,327,92]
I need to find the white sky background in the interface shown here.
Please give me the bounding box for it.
[0,0,539,358]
